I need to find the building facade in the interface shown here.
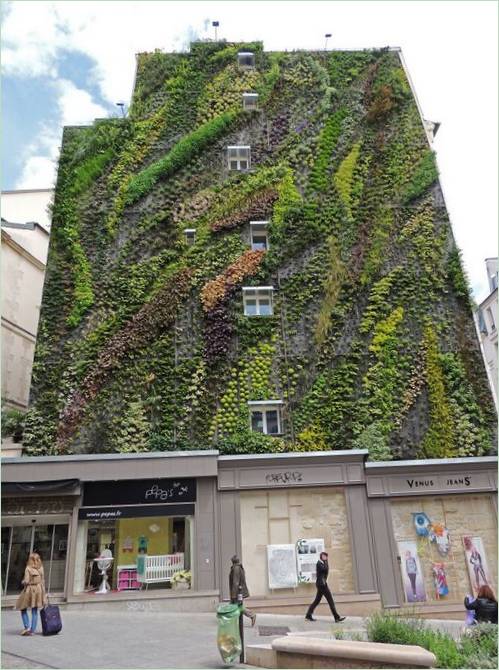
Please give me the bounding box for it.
[23,42,496,461]
[2,450,496,619]
[475,258,498,406]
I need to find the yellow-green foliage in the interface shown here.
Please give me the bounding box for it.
[294,425,329,452]
[210,337,278,438]
[334,141,362,219]
[421,326,454,458]
[196,63,261,123]
[315,236,345,345]
[361,206,394,285]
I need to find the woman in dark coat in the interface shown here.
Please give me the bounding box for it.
[465,585,498,624]
[306,552,345,623]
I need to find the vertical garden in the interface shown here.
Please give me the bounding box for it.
[23,41,497,459]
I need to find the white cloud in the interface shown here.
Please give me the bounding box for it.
[56,79,107,126]
[15,155,57,189]
[3,0,497,300]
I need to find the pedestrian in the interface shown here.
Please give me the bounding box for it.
[305,551,345,623]
[229,555,256,626]
[464,585,498,624]
[16,552,47,636]
[405,550,418,600]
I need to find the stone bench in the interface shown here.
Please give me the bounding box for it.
[246,636,436,669]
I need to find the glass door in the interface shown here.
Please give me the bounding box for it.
[2,519,69,595]
[6,526,32,595]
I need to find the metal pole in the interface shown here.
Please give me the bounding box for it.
[237,586,245,663]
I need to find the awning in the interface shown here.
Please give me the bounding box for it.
[2,479,80,495]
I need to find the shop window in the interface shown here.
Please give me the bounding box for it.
[250,221,269,251]
[227,146,250,172]
[238,52,255,69]
[184,229,196,246]
[242,92,259,111]
[74,515,192,594]
[242,286,273,316]
[248,400,283,435]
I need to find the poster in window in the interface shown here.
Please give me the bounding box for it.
[462,536,492,597]
[296,538,325,583]
[397,540,427,603]
[267,544,298,589]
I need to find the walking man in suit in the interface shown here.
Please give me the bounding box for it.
[306,551,345,623]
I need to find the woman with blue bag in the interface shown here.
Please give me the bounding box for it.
[15,553,47,635]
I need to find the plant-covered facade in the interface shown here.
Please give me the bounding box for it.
[25,42,496,460]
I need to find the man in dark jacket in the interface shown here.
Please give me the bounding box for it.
[229,555,256,626]
[306,552,345,623]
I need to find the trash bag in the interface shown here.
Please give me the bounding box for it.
[216,603,242,665]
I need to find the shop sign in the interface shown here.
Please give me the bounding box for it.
[78,502,195,520]
[367,471,494,497]
[82,478,196,506]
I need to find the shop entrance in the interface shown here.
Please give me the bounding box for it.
[1,516,69,595]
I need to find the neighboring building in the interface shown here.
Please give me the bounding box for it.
[475,258,498,406]
[1,450,497,619]
[1,190,52,456]
[1,189,53,230]
[24,42,496,460]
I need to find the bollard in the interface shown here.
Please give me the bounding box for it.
[237,586,245,663]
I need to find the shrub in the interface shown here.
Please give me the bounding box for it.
[1,407,25,443]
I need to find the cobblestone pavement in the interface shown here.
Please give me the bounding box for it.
[1,609,464,669]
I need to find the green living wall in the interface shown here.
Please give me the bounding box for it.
[24,42,497,460]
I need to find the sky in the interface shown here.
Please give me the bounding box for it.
[1,0,497,301]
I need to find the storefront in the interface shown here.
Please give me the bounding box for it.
[366,457,498,617]
[1,480,79,600]
[217,450,382,616]
[2,450,497,617]
[2,451,220,610]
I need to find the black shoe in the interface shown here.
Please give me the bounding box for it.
[305,615,316,622]
[334,616,346,623]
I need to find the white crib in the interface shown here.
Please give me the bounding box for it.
[136,553,184,588]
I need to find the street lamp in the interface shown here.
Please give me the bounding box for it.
[212,21,219,41]
[115,102,125,118]
[324,33,332,50]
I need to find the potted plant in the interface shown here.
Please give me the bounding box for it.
[172,570,191,590]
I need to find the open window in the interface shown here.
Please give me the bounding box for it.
[227,146,250,172]
[250,221,269,251]
[242,287,273,316]
[238,52,255,69]
[242,93,259,111]
[248,401,283,435]
[184,229,196,245]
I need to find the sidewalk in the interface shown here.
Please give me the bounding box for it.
[1,609,464,669]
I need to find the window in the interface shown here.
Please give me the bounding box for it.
[486,307,496,331]
[227,146,250,171]
[248,401,283,435]
[250,221,269,251]
[184,229,196,245]
[243,287,273,316]
[242,93,259,111]
[237,52,255,69]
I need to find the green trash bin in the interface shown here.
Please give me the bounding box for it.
[216,603,242,665]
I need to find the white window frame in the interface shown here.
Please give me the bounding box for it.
[237,52,255,69]
[242,92,259,111]
[250,221,269,251]
[248,400,283,435]
[242,286,274,316]
[184,228,196,245]
[486,306,496,331]
[227,146,251,172]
